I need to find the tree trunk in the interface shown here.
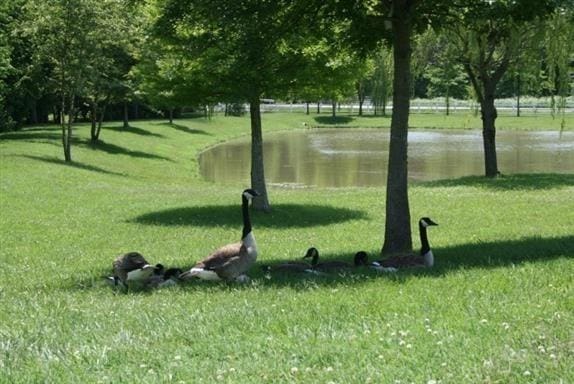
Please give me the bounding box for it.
[481,93,499,178]
[95,103,106,140]
[306,102,310,115]
[61,94,74,162]
[90,101,98,142]
[123,101,129,129]
[249,99,270,212]
[382,2,413,255]
[516,74,521,117]
[331,101,336,117]
[168,108,173,124]
[316,102,320,114]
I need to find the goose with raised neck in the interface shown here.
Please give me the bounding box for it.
[180,189,259,282]
[372,217,438,270]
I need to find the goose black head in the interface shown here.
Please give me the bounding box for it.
[420,217,438,227]
[303,247,319,263]
[153,264,165,275]
[354,251,369,266]
[242,189,260,199]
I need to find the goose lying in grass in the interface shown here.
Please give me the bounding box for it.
[372,217,438,271]
[304,247,368,272]
[111,251,161,288]
[261,259,314,273]
[179,189,259,283]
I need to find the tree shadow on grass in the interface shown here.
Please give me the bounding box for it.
[83,139,173,161]
[154,122,211,136]
[0,131,61,142]
[103,125,165,138]
[313,116,355,126]
[67,234,573,293]
[17,155,126,176]
[131,203,368,228]
[420,173,574,191]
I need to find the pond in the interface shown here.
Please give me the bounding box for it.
[199,129,574,188]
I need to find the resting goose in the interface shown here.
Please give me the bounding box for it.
[304,247,368,272]
[372,217,438,271]
[112,251,161,288]
[261,257,314,274]
[179,189,259,282]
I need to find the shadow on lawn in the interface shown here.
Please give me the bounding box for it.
[132,203,368,228]
[155,122,211,136]
[313,116,355,125]
[421,173,574,191]
[68,234,573,293]
[84,139,173,161]
[103,125,165,138]
[17,155,126,176]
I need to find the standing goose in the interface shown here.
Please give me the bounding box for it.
[304,247,368,272]
[372,217,438,270]
[179,189,259,282]
[112,251,160,288]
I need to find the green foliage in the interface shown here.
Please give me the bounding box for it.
[370,45,393,115]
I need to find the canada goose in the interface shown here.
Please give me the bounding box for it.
[261,257,314,273]
[112,251,160,288]
[304,247,368,272]
[372,217,438,270]
[179,189,259,282]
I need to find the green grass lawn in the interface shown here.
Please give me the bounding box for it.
[1,112,573,383]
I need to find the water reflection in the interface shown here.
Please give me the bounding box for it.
[199,129,574,187]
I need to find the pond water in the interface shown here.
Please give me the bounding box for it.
[199,129,574,187]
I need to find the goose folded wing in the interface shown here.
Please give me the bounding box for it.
[197,243,243,270]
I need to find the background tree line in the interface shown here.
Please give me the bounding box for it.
[0,0,572,255]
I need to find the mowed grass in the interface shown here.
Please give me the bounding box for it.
[0,112,573,383]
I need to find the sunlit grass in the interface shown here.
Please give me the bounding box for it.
[0,112,572,383]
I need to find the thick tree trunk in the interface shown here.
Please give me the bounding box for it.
[168,108,173,124]
[306,102,310,115]
[382,3,413,255]
[249,99,270,212]
[331,101,336,117]
[481,94,499,178]
[316,102,320,114]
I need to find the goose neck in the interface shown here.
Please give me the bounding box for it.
[419,221,431,255]
[242,195,252,239]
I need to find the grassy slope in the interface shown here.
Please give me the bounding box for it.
[0,112,573,383]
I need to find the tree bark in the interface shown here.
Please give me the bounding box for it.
[331,101,336,117]
[249,99,270,212]
[382,1,413,255]
[481,90,499,178]
[316,102,320,114]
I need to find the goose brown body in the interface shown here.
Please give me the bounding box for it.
[373,217,438,270]
[180,189,259,282]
